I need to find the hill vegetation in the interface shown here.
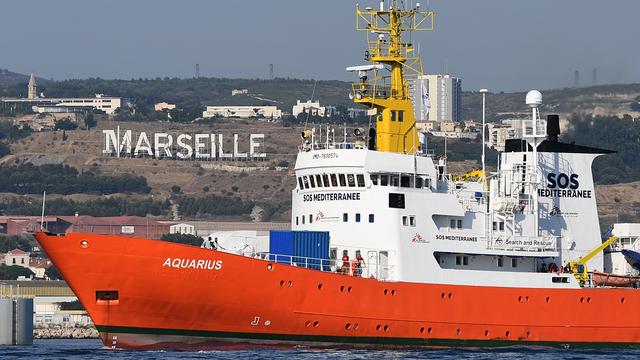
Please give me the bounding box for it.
[0,164,151,195]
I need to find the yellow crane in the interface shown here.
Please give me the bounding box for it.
[569,235,618,285]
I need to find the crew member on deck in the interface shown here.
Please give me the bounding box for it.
[438,156,446,180]
[354,250,365,276]
[341,250,350,275]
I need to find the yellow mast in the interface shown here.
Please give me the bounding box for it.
[352,1,435,154]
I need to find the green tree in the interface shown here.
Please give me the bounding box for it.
[45,265,63,280]
[160,233,202,246]
[0,265,35,280]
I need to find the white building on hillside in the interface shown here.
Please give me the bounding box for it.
[2,94,122,114]
[411,74,462,122]
[202,106,282,119]
[170,223,196,236]
[4,248,30,267]
[292,100,326,118]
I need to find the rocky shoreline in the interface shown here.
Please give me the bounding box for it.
[34,324,100,339]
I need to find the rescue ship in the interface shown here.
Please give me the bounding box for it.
[36,1,640,349]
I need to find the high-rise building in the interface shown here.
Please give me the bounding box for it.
[28,72,37,99]
[411,74,461,122]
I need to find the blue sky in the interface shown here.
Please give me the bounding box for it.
[1,0,638,91]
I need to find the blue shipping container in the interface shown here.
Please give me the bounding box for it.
[269,230,330,270]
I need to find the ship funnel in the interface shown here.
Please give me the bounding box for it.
[546,114,560,142]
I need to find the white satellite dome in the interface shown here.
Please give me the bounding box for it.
[525,90,542,107]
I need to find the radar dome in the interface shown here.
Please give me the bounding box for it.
[525,90,542,107]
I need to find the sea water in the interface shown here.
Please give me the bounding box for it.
[1,339,640,360]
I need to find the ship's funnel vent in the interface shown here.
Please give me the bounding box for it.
[547,114,560,142]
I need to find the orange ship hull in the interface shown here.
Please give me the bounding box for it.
[35,232,640,349]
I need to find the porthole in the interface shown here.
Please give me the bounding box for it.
[456,329,461,336]
[580,297,584,303]
[313,321,319,327]
[420,327,425,334]
[317,283,323,290]
[80,240,89,248]
[305,321,311,327]
[267,264,273,270]
[545,296,550,303]
[384,289,389,295]
[621,297,626,304]
[347,286,352,293]
[287,281,293,287]
[279,280,284,287]
[447,293,452,299]
[340,285,345,292]
[376,324,382,331]
[391,289,396,296]
[587,297,591,303]
[345,323,351,330]
[383,325,389,332]
[353,323,359,330]
[518,296,522,302]
[505,330,510,337]
[484,330,489,337]
[440,293,445,299]
[427,327,432,334]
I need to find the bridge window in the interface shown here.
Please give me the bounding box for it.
[303,176,310,189]
[343,213,348,222]
[330,174,338,187]
[398,110,404,122]
[511,258,518,268]
[370,174,378,185]
[315,175,323,188]
[347,174,356,187]
[380,175,389,186]
[369,214,375,223]
[497,257,504,267]
[356,213,361,223]
[357,174,365,187]
[391,110,396,122]
[400,175,411,188]
[415,177,423,188]
[410,216,416,227]
[390,175,399,187]
[298,177,304,189]
[322,174,330,187]
[339,174,347,187]
[309,175,316,188]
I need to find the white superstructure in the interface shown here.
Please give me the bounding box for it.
[202,106,282,120]
[289,92,612,290]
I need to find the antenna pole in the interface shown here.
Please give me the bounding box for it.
[40,191,46,231]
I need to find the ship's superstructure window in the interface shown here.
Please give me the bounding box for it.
[356,213,361,222]
[450,218,463,229]
[370,175,378,185]
[369,214,375,223]
[296,216,299,225]
[497,257,504,267]
[380,175,389,186]
[343,213,348,222]
[415,177,423,188]
[302,216,306,224]
[511,258,518,268]
[309,214,313,224]
[347,174,356,187]
[493,221,505,231]
[330,174,338,187]
[389,193,405,209]
[402,215,416,227]
[339,174,347,187]
[400,175,410,188]
[322,174,330,187]
[298,177,304,189]
[455,255,469,266]
[303,177,310,189]
[309,175,316,188]
[390,175,399,187]
[357,174,365,187]
[315,175,323,187]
